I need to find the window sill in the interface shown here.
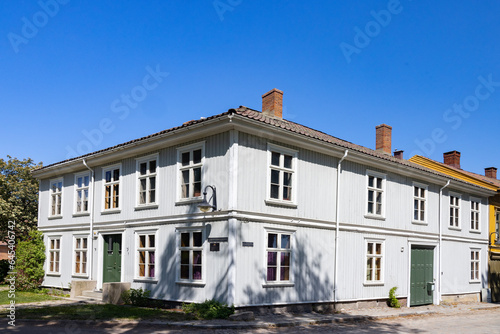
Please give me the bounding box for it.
[364,214,386,221]
[412,220,428,226]
[46,273,61,277]
[469,230,481,234]
[448,226,462,231]
[262,282,295,288]
[73,212,90,217]
[469,280,481,284]
[265,199,298,209]
[134,204,159,211]
[101,209,121,215]
[134,278,158,284]
[363,282,384,286]
[175,280,206,287]
[175,198,203,206]
[72,274,89,279]
[48,215,63,220]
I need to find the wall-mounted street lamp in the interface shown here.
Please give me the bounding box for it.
[489,232,500,246]
[198,185,217,213]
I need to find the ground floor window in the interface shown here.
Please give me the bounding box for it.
[365,240,384,284]
[179,230,203,281]
[74,236,88,275]
[48,237,61,274]
[470,249,480,282]
[266,231,292,282]
[137,233,156,278]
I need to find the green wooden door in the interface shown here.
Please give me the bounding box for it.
[410,247,434,306]
[103,234,122,283]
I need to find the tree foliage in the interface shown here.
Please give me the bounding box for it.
[0,156,42,241]
[15,229,46,290]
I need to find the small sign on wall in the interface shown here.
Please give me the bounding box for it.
[210,243,220,252]
[242,242,254,247]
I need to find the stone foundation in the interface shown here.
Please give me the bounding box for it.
[102,282,131,305]
[70,280,97,299]
[441,293,480,303]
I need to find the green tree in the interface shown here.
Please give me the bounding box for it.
[0,156,42,241]
[15,229,46,290]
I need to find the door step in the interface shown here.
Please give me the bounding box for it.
[80,290,103,301]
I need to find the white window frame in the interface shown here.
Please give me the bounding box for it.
[412,182,428,224]
[102,164,122,212]
[449,192,461,230]
[365,170,386,219]
[72,235,89,277]
[176,227,205,285]
[176,142,205,202]
[470,248,480,283]
[135,154,159,209]
[263,227,295,287]
[47,236,61,275]
[49,178,63,218]
[364,238,385,285]
[469,198,481,233]
[74,172,90,215]
[265,143,298,207]
[135,230,157,280]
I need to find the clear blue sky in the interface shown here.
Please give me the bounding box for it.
[2,1,500,176]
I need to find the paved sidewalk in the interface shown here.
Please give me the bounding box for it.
[4,298,500,329]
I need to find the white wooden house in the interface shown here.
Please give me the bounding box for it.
[32,89,495,309]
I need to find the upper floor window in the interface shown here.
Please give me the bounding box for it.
[177,143,204,200]
[75,173,90,214]
[449,194,461,229]
[50,178,63,217]
[103,165,121,211]
[470,199,480,232]
[365,240,384,284]
[413,183,427,223]
[136,155,158,206]
[366,171,385,217]
[267,144,297,204]
[266,231,293,283]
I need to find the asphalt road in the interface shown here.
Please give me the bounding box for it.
[1,308,499,333]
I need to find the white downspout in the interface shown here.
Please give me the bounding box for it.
[334,150,348,304]
[83,159,95,281]
[438,180,451,305]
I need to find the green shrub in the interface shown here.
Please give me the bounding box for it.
[182,299,234,319]
[15,230,45,291]
[121,288,151,307]
[0,259,9,283]
[388,286,401,308]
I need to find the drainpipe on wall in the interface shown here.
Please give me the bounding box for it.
[83,159,95,282]
[438,180,451,305]
[334,150,348,304]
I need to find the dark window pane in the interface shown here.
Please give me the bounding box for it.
[181,233,190,247]
[280,266,289,281]
[193,167,201,182]
[281,235,290,249]
[271,152,280,166]
[113,169,120,181]
[267,267,277,281]
[193,232,202,247]
[283,186,291,201]
[105,171,111,183]
[149,160,156,174]
[182,152,190,166]
[180,265,189,279]
[140,162,147,175]
[139,235,146,248]
[193,149,202,164]
[77,177,82,188]
[368,190,374,202]
[268,234,277,248]
[368,176,374,188]
[270,185,279,199]
[376,177,382,189]
[267,251,277,266]
[284,155,292,169]
[181,251,189,264]
[281,252,290,266]
[283,172,292,186]
[414,186,418,197]
[193,251,202,264]
[193,182,201,197]
[368,202,373,214]
[193,266,202,280]
[149,177,156,190]
[149,235,155,248]
[271,169,279,184]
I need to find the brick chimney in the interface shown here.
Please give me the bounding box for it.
[393,150,404,160]
[485,167,497,179]
[262,88,283,119]
[443,151,461,169]
[375,124,392,154]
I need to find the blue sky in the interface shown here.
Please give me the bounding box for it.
[1,0,500,176]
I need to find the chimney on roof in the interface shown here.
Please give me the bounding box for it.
[262,88,283,119]
[443,150,461,169]
[375,124,392,155]
[394,150,404,160]
[485,167,497,179]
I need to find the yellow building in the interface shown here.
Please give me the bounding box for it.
[410,151,500,302]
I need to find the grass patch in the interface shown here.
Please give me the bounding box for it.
[0,290,60,305]
[0,304,195,321]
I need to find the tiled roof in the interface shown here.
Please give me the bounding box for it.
[30,106,496,191]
